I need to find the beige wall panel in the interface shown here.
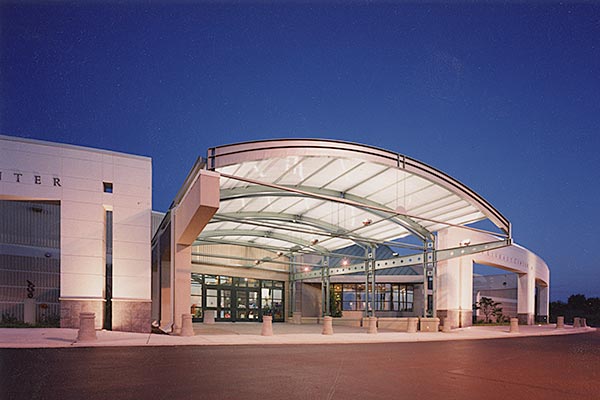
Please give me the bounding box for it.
[62,236,103,258]
[113,241,150,262]
[113,193,152,209]
[113,164,152,187]
[0,151,60,172]
[61,188,103,204]
[60,273,104,298]
[60,176,101,192]
[61,158,103,180]
[60,254,104,275]
[61,219,103,240]
[113,207,150,227]
[113,224,150,244]
[60,201,104,223]
[112,275,151,299]
[58,147,105,163]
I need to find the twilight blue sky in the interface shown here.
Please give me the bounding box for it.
[1,2,599,301]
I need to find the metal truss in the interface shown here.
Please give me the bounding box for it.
[292,238,511,281]
[219,180,433,241]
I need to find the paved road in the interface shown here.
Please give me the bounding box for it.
[2,331,599,400]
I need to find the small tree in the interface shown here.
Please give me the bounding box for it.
[474,297,503,323]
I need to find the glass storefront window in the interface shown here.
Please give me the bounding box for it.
[191,274,285,322]
[219,276,232,286]
[337,283,414,312]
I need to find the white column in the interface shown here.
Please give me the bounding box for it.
[517,270,535,325]
[537,285,549,322]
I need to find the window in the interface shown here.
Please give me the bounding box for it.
[338,283,413,312]
[103,182,113,193]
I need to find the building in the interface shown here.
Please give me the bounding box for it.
[0,135,152,332]
[1,135,550,333]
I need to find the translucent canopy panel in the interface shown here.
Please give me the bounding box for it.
[197,139,510,254]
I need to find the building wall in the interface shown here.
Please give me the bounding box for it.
[473,273,518,320]
[0,135,152,332]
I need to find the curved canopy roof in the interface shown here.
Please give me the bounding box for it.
[195,139,509,255]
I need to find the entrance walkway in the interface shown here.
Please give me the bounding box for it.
[0,322,595,348]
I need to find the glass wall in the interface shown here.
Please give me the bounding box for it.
[191,273,285,322]
[334,283,414,312]
[0,200,60,324]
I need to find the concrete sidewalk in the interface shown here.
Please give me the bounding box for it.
[0,322,595,349]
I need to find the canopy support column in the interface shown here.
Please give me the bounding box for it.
[321,257,331,317]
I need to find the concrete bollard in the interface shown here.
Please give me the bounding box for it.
[509,318,519,333]
[581,318,587,328]
[442,317,451,333]
[292,312,302,325]
[77,312,97,341]
[556,316,564,329]
[261,315,273,336]
[322,316,334,335]
[204,310,216,324]
[180,314,194,336]
[419,317,440,332]
[407,317,418,333]
[367,316,378,334]
[573,317,581,328]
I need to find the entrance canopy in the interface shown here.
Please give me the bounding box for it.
[188,139,510,259]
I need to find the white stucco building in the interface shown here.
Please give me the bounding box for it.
[1,135,549,333]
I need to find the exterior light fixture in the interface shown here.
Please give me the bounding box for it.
[310,238,319,245]
[276,251,284,257]
[303,266,310,272]
[392,252,399,257]
[342,258,349,266]
[459,239,471,246]
[254,260,261,265]
[362,218,372,226]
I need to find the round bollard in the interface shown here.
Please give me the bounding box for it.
[573,317,581,328]
[322,316,334,335]
[180,314,194,336]
[204,310,216,325]
[509,318,519,333]
[407,317,418,333]
[442,317,451,333]
[581,318,587,328]
[77,312,97,342]
[261,315,273,336]
[556,316,565,329]
[367,316,378,334]
[292,312,302,325]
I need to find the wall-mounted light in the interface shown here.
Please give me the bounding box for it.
[459,239,471,246]
[310,238,319,245]
[341,258,349,266]
[392,252,399,257]
[254,260,261,265]
[44,252,52,258]
[276,251,284,257]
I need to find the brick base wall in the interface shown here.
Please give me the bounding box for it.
[112,299,152,333]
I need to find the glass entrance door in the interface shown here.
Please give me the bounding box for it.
[235,289,259,321]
